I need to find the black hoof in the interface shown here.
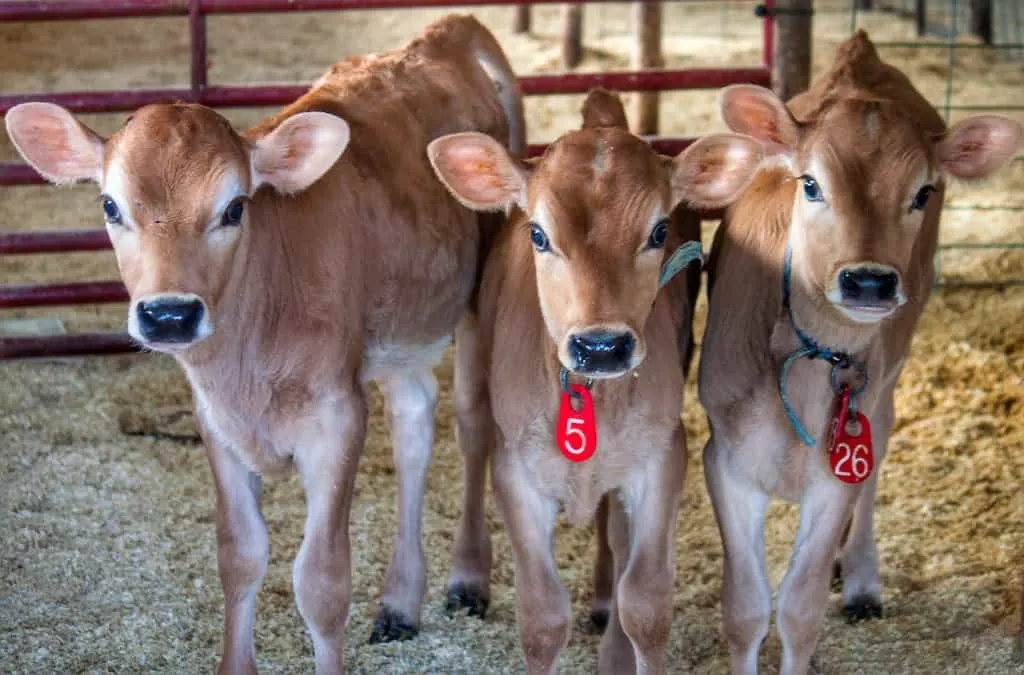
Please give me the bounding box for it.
[444,582,489,619]
[843,596,883,624]
[589,608,610,634]
[368,607,419,644]
[830,561,843,593]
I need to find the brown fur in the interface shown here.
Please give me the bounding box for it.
[700,30,1022,675]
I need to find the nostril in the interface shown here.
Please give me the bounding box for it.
[610,332,635,359]
[876,273,898,301]
[839,269,861,299]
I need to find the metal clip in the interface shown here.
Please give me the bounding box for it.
[560,367,594,402]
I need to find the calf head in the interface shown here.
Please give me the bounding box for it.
[720,32,1021,324]
[5,102,350,352]
[428,89,762,378]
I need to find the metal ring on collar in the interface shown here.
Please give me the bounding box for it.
[830,359,869,399]
[559,367,594,400]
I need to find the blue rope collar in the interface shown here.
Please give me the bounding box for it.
[778,244,869,447]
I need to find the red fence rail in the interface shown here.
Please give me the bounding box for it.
[2,0,775,359]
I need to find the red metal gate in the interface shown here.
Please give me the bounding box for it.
[0,0,774,359]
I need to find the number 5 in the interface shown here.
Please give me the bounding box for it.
[564,417,587,455]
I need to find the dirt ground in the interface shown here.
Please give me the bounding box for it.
[2,2,1023,673]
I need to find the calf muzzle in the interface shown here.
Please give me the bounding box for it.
[567,329,636,376]
[136,295,207,345]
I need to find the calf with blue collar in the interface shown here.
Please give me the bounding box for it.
[427,88,762,674]
[699,30,1022,675]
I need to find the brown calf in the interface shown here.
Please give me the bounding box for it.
[428,89,763,674]
[5,15,523,674]
[699,31,1022,674]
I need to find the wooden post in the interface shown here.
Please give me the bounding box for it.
[915,0,927,36]
[969,0,992,45]
[771,0,812,102]
[561,5,584,69]
[513,5,531,34]
[632,0,662,135]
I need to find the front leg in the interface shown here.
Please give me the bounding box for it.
[204,431,269,675]
[492,446,571,675]
[292,385,368,675]
[776,477,861,675]
[370,368,438,643]
[838,399,893,622]
[703,433,772,675]
[600,426,687,675]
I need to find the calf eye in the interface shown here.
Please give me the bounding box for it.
[647,219,669,249]
[222,198,245,226]
[910,184,936,212]
[529,222,550,253]
[101,196,122,224]
[800,175,823,202]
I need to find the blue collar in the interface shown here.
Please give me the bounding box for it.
[778,243,868,447]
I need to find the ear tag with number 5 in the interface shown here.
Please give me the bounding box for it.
[827,385,874,484]
[557,385,597,463]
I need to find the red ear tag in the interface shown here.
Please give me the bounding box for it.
[556,386,597,463]
[827,386,874,484]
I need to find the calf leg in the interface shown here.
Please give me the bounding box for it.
[838,402,893,622]
[703,435,771,675]
[493,452,571,675]
[596,493,634,674]
[590,494,615,632]
[205,437,269,675]
[602,427,686,675]
[446,313,494,618]
[370,368,438,643]
[776,479,860,675]
[293,387,368,674]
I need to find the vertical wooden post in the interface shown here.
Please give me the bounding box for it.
[561,5,584,69]
[915,0,927,36]
[513,5,531,34]
[771,0,812,102]
[969,0,992,44]
[632,0,662,135]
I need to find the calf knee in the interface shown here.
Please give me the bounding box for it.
[617,570,674,655]
[294,547,351,639]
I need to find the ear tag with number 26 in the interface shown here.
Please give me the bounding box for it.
[557,385,597,463]
[827,385,874,484]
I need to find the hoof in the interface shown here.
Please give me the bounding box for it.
[369,606,419,644]
[830,561,843,593]
[589,608,610,634]
[444,582,489,619]
[843,595,883,623]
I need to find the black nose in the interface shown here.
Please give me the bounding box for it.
[568,330,635,374]
[137,297,204,343]
[838,268,899,303]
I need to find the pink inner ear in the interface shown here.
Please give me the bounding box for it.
[722,91,793,156]
[8,107,101,183]
[440,143,514,206]
[939,118,1022,181]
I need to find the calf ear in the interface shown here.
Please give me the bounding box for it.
[670,133,764,210]
[581,88,629,130]
[937,115,1022,181]
[718,84,800,157]
[427,132,528,211]
[5,102,104,185]
[250,112,350,195]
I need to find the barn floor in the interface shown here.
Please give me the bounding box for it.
[2,3,1023,674]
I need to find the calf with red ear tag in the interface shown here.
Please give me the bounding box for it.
[428,87,763,675]
[699,29,1022,675]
